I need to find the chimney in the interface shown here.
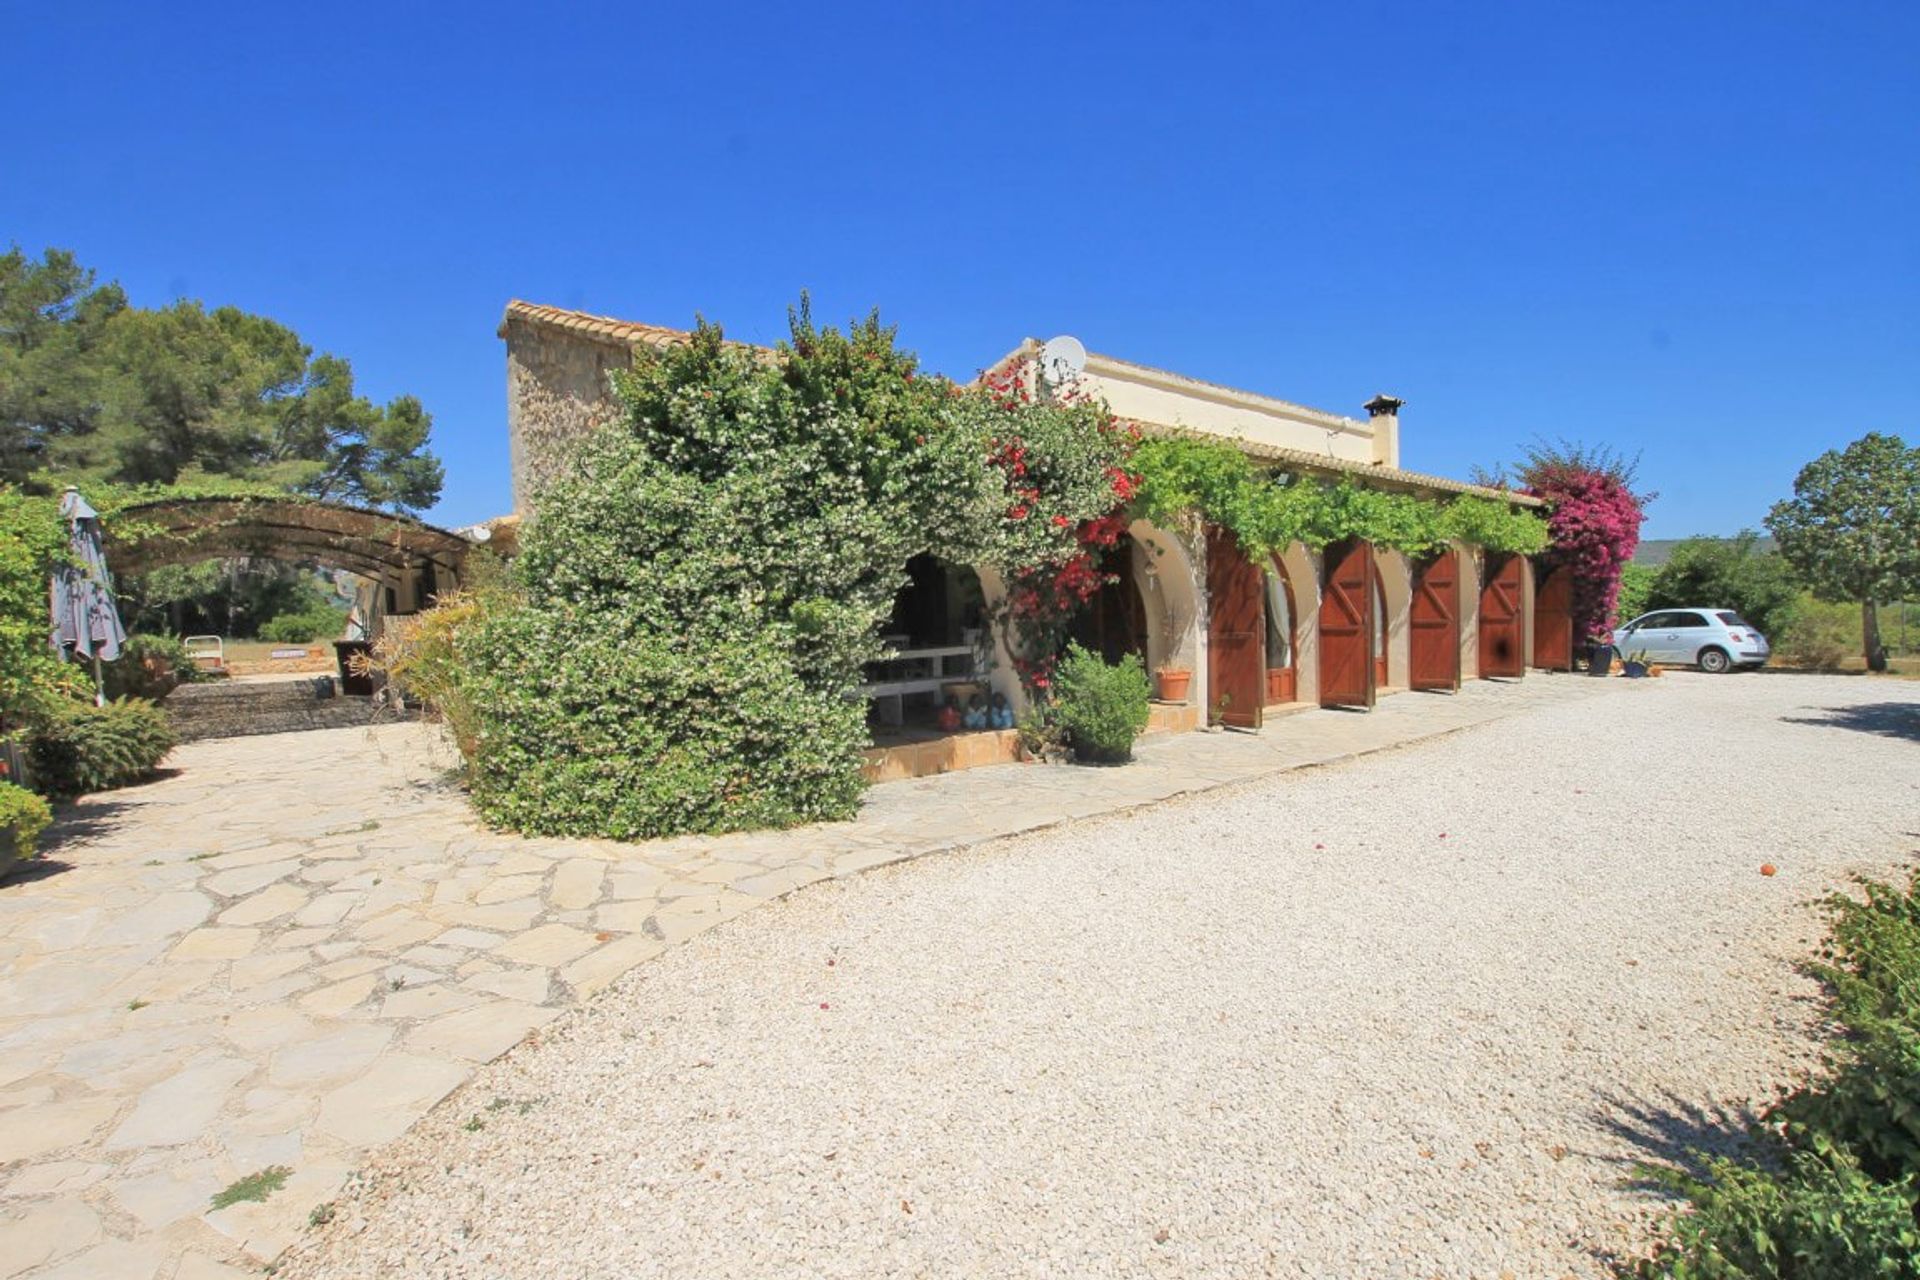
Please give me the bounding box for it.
[1363,394,1404,468]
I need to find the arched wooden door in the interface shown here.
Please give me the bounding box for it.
[1479,554,1526,678]
[1320,538,1376,708]
[1532,563,1573,671]
[1206,524,1264,729]
[1410,548,1461,691]
[1265,558,1297,704]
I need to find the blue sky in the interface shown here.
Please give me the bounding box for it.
[4,2,1915,536]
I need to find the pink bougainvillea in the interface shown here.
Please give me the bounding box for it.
[1519,451,1649,644]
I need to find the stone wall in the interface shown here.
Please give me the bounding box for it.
[504,318,632,513]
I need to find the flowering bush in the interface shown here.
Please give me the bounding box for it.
[1511,442,1650,643]
[976,362,1137,694]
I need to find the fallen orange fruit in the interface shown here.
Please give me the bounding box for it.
[1760,864,1778,877]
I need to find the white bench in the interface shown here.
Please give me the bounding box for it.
[860,644,978,727]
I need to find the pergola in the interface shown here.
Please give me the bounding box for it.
[103,495,479,615]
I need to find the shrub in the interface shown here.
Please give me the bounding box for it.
[1617,562,1657,624]
[260,606,348,644]
[27,697,174,797]
[0,489,72,723]
[1646,534,1804,641]
[0,782,52,863]
[373,588,512,763]
[1048,643,1150,763]
[1636,874,1920,1277]
[1774,597,1858,669]
[459,606,867,839]
[103,633,211,700]
[1636,1150,1920,1279]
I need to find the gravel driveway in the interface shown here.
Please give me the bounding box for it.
[279,673,1920,1280]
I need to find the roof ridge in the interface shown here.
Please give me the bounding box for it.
[498,300,697,348]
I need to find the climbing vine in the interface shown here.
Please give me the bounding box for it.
[1128,436,1549,561]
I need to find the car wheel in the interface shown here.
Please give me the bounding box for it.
[1698,646,1731,674]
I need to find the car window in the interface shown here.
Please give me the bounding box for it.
[1716,612,1750,628]
[1634,612,1677,629]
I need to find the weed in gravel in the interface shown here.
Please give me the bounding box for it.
[212,1166,291,1210]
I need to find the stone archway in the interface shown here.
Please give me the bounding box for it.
[1128,518,1202,702]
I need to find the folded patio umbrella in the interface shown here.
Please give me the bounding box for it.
[49,486,126,703]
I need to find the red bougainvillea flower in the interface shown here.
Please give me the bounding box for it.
[1008,505,1029,520]
[1050,514,1070,528]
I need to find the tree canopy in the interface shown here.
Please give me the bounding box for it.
[0,245,443,512]
[1766,432,1920,670]
[1644,532,1803,642]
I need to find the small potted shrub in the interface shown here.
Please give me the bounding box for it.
[1052,644,1151,764]
[0,781,52,877]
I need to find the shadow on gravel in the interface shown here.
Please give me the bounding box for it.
[1780,702,1920,743]
[1589,1088,1766,1189]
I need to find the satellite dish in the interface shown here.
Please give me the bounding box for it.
[1039,335,1088,388]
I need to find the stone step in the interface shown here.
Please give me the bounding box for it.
[161,679,413,742]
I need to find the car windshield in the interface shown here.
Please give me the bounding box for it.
[1716,612,1750,628]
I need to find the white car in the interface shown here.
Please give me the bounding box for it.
[1612,609,1770,673]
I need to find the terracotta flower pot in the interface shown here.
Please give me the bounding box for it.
[1154,668,1192,703]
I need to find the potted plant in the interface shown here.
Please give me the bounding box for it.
[1154,663,1192,703]
[0,781,52,878]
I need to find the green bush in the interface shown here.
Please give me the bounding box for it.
[1774,597,1858,669]
[1636,874,1920,1277]
[460,604,867,839]
[259,606,348,644]
[1617,562,1657,624]
[1637,1151,1920,1278]
[0,781,52,864]
[27,697,174,797]
[0,488,73,722]
[103,633,211,700]
[1646,533,1804,641]
[1049,643,1150,763]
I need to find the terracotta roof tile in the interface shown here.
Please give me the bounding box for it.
[498,300,697,349]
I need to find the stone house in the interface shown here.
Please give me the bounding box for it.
[499,301,1563,769]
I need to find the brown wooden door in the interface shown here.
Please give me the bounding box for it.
[1479,553,1526,678]
[1532,564,1573,671]
[1320,538,1376,708]
[1410,548,1461,691]
[1206,525,1264,729]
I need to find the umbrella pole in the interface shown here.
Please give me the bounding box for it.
[92,653,106,707]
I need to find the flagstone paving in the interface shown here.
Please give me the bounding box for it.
[0,674,1630,1278]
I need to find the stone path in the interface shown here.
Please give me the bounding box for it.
[0,674,1629,1278]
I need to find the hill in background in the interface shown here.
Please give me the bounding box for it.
[1634,535,1776,566]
